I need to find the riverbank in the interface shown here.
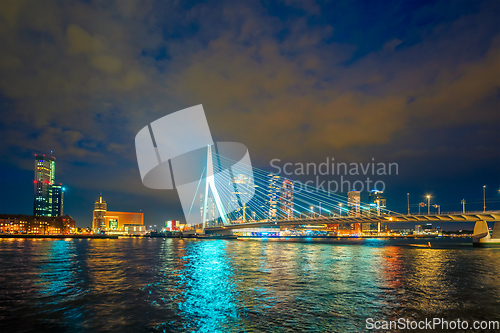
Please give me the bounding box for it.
[0,234,120,239]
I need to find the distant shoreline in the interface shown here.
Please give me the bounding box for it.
[0,234,473,241]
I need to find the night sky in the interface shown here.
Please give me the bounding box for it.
[0,0,499,229]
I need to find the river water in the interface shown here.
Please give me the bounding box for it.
[0,238,498,332]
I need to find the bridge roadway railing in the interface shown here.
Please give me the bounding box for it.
[407,210,497,216]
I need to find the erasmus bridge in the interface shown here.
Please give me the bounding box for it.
[198,145,500,244]
[135,105,500,244]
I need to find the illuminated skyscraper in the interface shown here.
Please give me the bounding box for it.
[363,190,387,234]
[51,184,64,217]
[34,154,65,217]
[34,154,55,216]
[368,190,386,216]
[232,173,253,221]
[232,174,253,199]
[280,179,294,219]
[207,197,216,223]
[267,174,280,221]
[93,195,107,230]
[199,194,219,227]
[347,190,361,217]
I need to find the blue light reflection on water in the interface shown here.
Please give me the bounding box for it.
[150,239,241,332]
[177,240,240,332]
[34,239,91,331]
[37,239,78,299]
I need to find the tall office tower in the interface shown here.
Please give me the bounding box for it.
[347,190,361,217]
[280,179,294,219]
[231,173,253,209]
[34,154,56,216]
[93,195,107,230]
[51,184,64,216]
[230,173,253,223]
[206,197,216,225]
[267,174,281,221]
[368,190,386,216]
[199,194,217,226]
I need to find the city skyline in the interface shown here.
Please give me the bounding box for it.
[1,148,499,230]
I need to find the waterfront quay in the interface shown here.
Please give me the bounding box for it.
[0,234,119,239]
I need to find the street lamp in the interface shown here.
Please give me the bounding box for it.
[407,193,410,215]
[338,203,342,217]
[434,204,440,214]
[483,185,486,212]
[310,206,314,218]
[426,195,431,215]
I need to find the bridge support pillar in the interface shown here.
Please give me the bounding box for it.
[473,220,500,246]
[492,221,500,239]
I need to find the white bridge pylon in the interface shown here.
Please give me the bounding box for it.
[202,144,229,232]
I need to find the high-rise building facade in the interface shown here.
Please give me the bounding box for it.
[93,196,107,230]
[231,173,253,222]
[51,184,64,217]
[34,154,64,217]
[267,174,281,221]
[347,190,361,217]
[232,174,253,195]
[368,190,386,216]
[280,179,294,219]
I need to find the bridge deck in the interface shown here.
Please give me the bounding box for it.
[205,211,500,231]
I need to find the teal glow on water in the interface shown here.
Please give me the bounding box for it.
[0,238,499,332]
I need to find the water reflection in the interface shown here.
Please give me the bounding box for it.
[179,241,239,332]
[151,239,239,332]
[37,239,79,299]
